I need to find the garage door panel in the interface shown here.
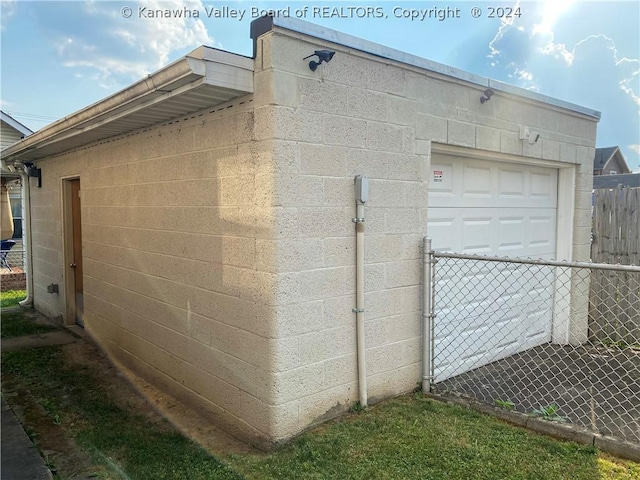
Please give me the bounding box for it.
[429,208,556,257]
[498,168,526,199]
[530,215,556,253]
[430,157,557,209]
[461,217,493,253]
[429,154,558,382]
[426,215,459,251]
[463,164,493,198]
[530,170,557,205]
[525,308,553,344]
[497,216,526,251]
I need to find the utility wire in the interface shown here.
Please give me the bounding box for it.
[5,111,58,122]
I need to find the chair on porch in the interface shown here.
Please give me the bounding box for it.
[1,239,16,271]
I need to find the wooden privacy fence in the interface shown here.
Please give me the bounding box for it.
[589,186,640,345]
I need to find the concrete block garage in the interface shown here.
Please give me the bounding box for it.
[1,17,597,447]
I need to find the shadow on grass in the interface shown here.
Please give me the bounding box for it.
[1,347,244,479]
[0,311,59,338]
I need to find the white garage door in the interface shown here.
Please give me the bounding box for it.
[428,154,558,381]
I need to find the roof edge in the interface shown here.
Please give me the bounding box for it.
[2,47,254,163]
[251,16,601,120]
[1,111,33,136]
[1,53,200,161]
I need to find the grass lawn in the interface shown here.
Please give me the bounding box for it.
[0,310,59,338]
[229,397,639,480]
[2,346,242,480]
[1,289,27,308]
[2,342,638,480]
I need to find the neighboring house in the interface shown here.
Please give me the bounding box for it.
[1,111,33,238]
[1,17,598,447]
[593,173,640,189]
[593,146,631,176]
[1,110,33,149]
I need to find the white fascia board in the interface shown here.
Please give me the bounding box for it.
[203,61,254,92]
[191,46,254,91]
[189,45,254,69]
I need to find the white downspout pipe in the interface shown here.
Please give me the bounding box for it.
[18,169,33,307]
[422,237,433,393]
[353,175,368,408]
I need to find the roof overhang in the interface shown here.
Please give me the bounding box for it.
[1,46,254,164]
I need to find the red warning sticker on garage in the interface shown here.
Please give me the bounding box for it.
[433,170,443,182]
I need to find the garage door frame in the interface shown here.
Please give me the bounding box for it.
[427,143,578,347]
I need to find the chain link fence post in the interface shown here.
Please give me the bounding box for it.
[422,237,434,393]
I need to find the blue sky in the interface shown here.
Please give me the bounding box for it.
[1,1,639,170]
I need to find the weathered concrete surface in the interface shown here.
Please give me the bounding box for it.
[1,331,76,352]
[1,395,53,480]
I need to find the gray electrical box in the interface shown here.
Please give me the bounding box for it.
[354,175,369,204]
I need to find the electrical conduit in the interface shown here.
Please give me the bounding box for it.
[422,236,433,393]
[353,175,368,408]
[18,169,33,307]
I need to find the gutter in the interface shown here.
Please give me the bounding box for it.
[1,56,200,163]
[2,46,253,165]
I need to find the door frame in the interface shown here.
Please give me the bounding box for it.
[62,176,82,326]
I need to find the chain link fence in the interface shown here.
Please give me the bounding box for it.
[428,252,640,444]
[1,247,25,272]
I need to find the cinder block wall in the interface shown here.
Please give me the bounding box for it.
[27,24,598,446]
[29,96,282,445]
[257,27,597,441]
[29,172,65,317]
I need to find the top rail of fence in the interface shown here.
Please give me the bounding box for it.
[431,250,640,273]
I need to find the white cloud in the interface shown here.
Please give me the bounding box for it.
[0,0,16,31]
[532,0,575,37]
[512,68,534,83]
[488,1,521,60]
[31,0,215,89]
[486,2,639,168]
[616,57,640,108]
[539,41,573,65]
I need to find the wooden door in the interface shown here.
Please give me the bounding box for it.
[70,179,84,326]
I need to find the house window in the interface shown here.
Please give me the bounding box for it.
[609,170,617,175]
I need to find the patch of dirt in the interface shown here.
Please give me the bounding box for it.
[1,376,100,479]
[2,331,256,478]
[61,340,256,456]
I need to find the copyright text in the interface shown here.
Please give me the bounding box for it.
[122,5,472,21]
